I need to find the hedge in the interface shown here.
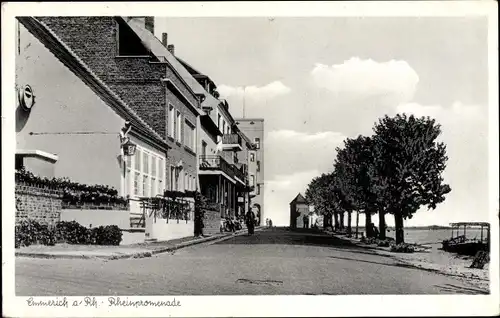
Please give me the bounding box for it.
[15,168,127,206]
[15,219,123,248]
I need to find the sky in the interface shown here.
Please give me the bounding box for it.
[154,17,490,227]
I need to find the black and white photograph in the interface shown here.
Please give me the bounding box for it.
[2,1,499,317]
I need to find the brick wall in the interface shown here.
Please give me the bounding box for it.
[15,184,63,225]
[165,88,198,188]
[203,209,221,236]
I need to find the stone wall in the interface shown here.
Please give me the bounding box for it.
[203,209,221,236]
[15,184,63,225]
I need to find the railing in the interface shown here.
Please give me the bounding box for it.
[199,155,245,182]
[222,134,242,147]
[137,196,194,224]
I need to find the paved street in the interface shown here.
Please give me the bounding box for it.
[15,228,487,295]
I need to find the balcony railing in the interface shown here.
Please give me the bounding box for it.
[222,134,242,151]
[199,155,245,182]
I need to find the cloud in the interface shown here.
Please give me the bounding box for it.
[263,130,346,225]
[265,130,346,177]
[311,57,419,106]
[264,170,321,226]
[218,80,291,102]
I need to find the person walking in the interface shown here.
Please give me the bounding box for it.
[303,214,308,229]
[246,210,256,235]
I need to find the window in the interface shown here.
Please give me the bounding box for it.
[257,160,261,172]
[202,141,207,158]
[250,174,255,187]
[142,152,149,197]
[133,149,142,195]
[176,111,182,143]
[222,121,226,135]
[184,172,189,192]
[168,105,175,137]
[151,156,157,197]
[257,184,261,195]
[218,114,222,129]
[175,168,181,191]
[158,158,164,195]
[250,152,255,162]
[134,172,140,196]
[184,120,196,150]
[126,146,165,198]
[254,138,261,149]
[125,153,132,196]
[170,166,175,191]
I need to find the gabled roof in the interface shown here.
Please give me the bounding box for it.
[290,193,307,205]
[122,18,205,96]
[19,17,170,151]
[121,17,222,120]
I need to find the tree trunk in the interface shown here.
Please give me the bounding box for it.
[339,212,345,230]
[333,212,339,231]
[394,213,404,244]
[355,211,359,239]
[365,212,372,238]
[347,211,352,235]
[378,210,386,239]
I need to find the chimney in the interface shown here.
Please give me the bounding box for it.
[145,17,155,34]
[167,44,175,56]
[162,32,168,47]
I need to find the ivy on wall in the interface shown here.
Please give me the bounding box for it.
[15,168,128,207]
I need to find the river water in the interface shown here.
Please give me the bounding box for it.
[384,228,487,245]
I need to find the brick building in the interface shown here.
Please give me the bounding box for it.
[173,56,253,219]
[16,17,173,194]
[28,16,205,201]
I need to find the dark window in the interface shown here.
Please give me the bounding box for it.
[117,21,150,56]
[15,156,24,170]
[256,161,260,172]
[257,184,261,195]
[254,138,260,149]
[202,141,207,158]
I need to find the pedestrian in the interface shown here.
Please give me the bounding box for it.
[269,219,273,228]
[246,210,256,235]
[303,215,308,229]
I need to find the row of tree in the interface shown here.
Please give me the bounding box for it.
[305,114,452,244]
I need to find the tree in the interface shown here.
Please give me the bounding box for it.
[372,114,451,244]
[305,173,336,230]
[341,136,380,238]
[333,150,357,235]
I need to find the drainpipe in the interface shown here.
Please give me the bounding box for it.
[196,115,201,192]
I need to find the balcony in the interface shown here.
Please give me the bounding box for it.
[222,134,243,152]
[199,155,245,183]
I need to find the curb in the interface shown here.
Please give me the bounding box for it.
[326,231,490,285]
[16,227,264,260]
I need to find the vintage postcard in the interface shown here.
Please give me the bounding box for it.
[2,1,499,317]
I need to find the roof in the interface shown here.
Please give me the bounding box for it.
[290,193,307,205]
[121,17,225,127]
[19,17,171,151]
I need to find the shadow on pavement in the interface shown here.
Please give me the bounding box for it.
[215,227,377,253]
